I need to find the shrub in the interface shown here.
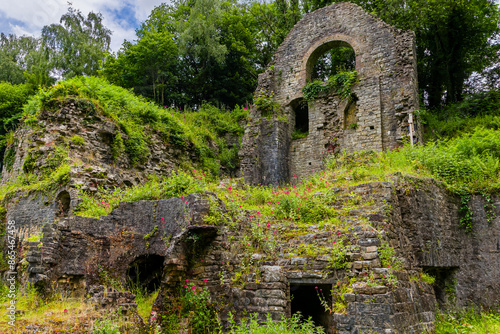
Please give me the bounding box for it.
[75,171,206,218]
[22,76,246,176]
[226,313,325,334]
[302,70,358,101]
[70,135,85,146]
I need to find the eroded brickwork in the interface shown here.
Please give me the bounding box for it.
[240,2,421,184]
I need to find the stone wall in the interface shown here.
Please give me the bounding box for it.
[1,98,200,188]
[23,193,216,290]
[151,181,436,334]
[16,175,500,332]
[391,177,500,308]
[240,2,422,184]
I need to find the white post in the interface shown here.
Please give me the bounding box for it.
[408,113,414,146]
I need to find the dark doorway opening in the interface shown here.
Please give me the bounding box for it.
[290,284,333,332]
[55,190,71,217]
[423,267,458,308]
[291,98,309,138]
[127,254,165,293]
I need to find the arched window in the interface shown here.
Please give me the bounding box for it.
[290,98,309,139]
[306,41,356,82]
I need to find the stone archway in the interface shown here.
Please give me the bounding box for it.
[240,2,421,185]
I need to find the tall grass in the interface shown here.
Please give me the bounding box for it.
[75,170,207,218]
[22,76,247,175]
[226,313,325,334]
[433,309,500,334]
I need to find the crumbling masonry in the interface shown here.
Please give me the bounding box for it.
[240,2,422,184]
[2,3,499,334]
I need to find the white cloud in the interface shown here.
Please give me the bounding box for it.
[0,0,169,52]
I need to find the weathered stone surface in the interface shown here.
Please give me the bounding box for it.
[392,176,500,308]
[240,2,421,185]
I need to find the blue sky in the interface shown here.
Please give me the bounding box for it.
[0,0,167,52]
[1,0,499,53]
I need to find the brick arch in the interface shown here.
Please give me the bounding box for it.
[300,35,361,86]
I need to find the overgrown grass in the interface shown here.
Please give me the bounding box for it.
[226,313,325,334]
[433,309,500,334]
[22,76,247,175]
[422,89,500,141]
[75,170,207,218]
[0,281,150,333]
[0,162,73,202]
[324,127,500,195]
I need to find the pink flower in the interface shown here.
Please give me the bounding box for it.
[337,231,341,235]
[266,224,270,227]
[184,284,187,287]
[315,286,318,289]
[222,262,225,265]
[228,186,232,191]
[186,279,189,282]
[293,174,297,177]
[181,196,185,200]
[204,279,208,282]
[64,309,68,313]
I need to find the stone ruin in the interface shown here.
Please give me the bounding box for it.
[240,2,422,184]
[2,3,500,334]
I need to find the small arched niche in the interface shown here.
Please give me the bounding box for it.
[290,98,309,139]
[127,254,165,293]
[343,96,358,130]
[306,41,356,82]
[55,190,71,217]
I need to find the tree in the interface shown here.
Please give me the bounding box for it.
[302,0,500,108]
[102,0,259,108]
[248,0,302,68]
[42,6,111,78]
[0,82,35,166]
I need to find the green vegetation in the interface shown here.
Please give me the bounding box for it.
[302,70,358,101]
[23,76,247,174]
[433,309,500,334]
[254,90,280,118]
[70,135,85,146]
[76,171,206,218]
[0,82,35,163]
[291,129,308,140]
[2,0,499,111]
[161,283,218,333]
[311,0,500,109]
[226,313,325,333]
[0,1,499,332]
[420,272,436,285]
[422,90,500,141]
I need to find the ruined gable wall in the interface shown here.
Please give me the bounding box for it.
[241,2,421,184]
